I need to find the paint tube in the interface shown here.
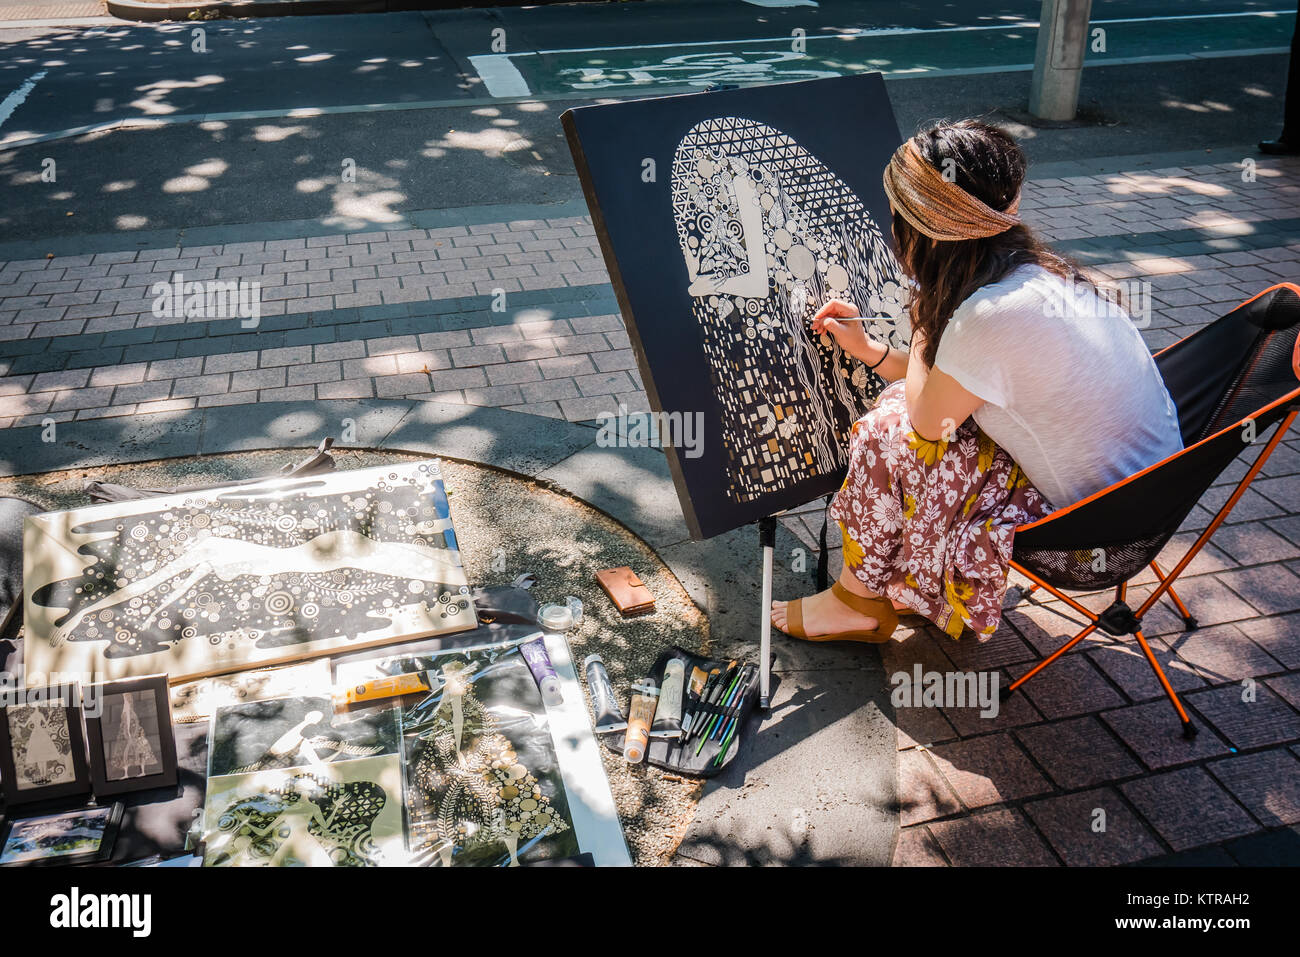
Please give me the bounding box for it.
[624,679,659,764]
[583,654,627,733]
[521,635,563,707]
[680,666,710,738]
[333,671,437,711]
[650,658,686,739]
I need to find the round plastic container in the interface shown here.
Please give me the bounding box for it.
[538,603,575,632]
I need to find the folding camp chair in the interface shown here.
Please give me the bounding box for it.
[1004,282,1300,738]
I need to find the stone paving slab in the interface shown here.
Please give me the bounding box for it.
[675,666,896,867]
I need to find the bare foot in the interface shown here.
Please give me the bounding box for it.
[771,586,880,637]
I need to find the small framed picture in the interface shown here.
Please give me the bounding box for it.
[83,676,177,797]
[0,803,123,866]
[0,685,91,805]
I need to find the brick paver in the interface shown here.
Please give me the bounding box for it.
[1023,788,1165,866]
[3,156,1300,866]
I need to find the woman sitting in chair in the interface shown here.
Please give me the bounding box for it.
[772,120,1183,643]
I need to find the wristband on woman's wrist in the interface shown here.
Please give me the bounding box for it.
[864,340,889,371]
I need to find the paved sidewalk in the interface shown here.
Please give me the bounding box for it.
[2,150,1299,865]
[0,0,104,19]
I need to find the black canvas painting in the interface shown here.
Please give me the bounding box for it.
[563,74,910,539]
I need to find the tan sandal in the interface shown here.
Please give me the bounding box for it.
[780,581,899,644]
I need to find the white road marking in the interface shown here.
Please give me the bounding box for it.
[468,54,532,98]
[0,69,47,131]
[741,0,819,8]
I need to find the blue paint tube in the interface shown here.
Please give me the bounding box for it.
[521,635,563,707]
[583,653,627,733]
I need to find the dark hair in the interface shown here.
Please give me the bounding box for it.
[890,120,1089,367]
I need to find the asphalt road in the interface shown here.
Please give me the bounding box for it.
[0,0,1294,241]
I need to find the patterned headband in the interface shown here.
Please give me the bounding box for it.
[882,139,1022,242]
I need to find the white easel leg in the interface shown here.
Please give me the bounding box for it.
[759,517,776,709]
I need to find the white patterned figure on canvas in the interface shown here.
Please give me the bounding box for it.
[671,117,911,503]
[111,694,157,779]
[18,707,65,785]
[230,710,383,775]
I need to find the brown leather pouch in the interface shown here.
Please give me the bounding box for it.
[595,566,656,615]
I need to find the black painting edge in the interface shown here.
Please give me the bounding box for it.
[0,800,123,867]
[560,75,905,541]
[561,103,707,541]
[83,675,179,799]
[0,685,92,807]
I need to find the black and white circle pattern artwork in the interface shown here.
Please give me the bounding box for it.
[30,461,475,661]
[671,117,911,503]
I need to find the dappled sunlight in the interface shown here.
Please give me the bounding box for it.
[1159,97,1235,114]
[1105,174,1233,198]
[162,158,228,194]
[0,90,573,237]
[130,75,226,117]
[324,189,408,227]
[251,123,312,143]
[423,126,521,162]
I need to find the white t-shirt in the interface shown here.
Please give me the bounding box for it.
[932,264,1183,509]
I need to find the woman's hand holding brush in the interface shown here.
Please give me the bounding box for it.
[813,299,908,382]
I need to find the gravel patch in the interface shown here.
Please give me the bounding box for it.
[0,447,709,866]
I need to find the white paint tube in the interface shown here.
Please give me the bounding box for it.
[583,653,627,733]
[650,658,686,739]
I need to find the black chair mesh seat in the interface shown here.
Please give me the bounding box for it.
[1012,285,1300,591]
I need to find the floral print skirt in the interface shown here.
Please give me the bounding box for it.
[828,381,1054,640]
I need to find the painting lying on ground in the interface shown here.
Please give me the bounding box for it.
[337,640,579,867]
[203,696,405,867]
[208,694,401,778]
[0,806,117,866]
[202,753,405,867]
[564,74,910,538]
[23,461,477,684]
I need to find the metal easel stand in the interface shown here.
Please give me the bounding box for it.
[757,516,776,710]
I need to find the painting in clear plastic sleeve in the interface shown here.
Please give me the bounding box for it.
[202,696,404,867]
[341,641,579,867]
[202,754,405,867]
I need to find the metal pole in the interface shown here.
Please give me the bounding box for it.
[1029,0,1094,121]
[758,517,776,709]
